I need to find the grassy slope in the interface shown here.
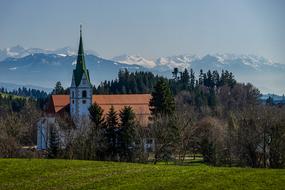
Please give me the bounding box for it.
[0,159,284,190]
[0,92,26,99]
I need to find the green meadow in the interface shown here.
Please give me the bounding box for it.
[0,92,26,99]
[0,159,284,190]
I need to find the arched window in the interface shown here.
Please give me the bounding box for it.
[82,90,87,98]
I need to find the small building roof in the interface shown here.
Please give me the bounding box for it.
[48,94,151,116]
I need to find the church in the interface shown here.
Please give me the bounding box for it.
[37,27,152,150]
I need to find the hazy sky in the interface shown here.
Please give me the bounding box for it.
[0,0,284,63]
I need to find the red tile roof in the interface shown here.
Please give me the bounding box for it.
[51,95,70,113]
[50,94,151,116]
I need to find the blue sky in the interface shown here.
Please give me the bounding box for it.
[0,0,284,63]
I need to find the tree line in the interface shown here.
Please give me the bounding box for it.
[48,68,285,168]
[1,68,284,168]
[0,87,48,100]
[96,70,162,94]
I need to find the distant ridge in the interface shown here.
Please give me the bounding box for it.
[0,47,284,94]
[0,82,52,93]
[0,45,99,61]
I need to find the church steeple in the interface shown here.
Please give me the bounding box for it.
[73,25,91,87]
[70,25,93,122]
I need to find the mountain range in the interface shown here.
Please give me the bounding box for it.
[0,46,284,95]
[0,45,98,61]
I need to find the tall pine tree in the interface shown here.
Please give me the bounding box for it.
[89,103,104,127]
[149,78,175,116]
[105,106,119,160]
[118,106,136,161]
[48,125,60,159]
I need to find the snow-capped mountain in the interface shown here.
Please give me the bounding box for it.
[112,54,156,68]
[0,47,284,94]
[0,53,144,88]
[112,53,285,94]
[112,54,199,69]
[113,53,278,71]
[0,45,99,61]
[155,54,199,71]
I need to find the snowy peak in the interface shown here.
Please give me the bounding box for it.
[156,54,198,70]
[0,46,99,61]
[112,54,199,69]
[111,53,281,72]
[213,54,274,66]
[112,54,156,68]
[0,50,284,94]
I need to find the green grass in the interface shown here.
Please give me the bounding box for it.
[0,159,284,190]
[0,92,26,99]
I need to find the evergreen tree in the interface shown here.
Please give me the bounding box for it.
[89,103,104,127]
[180,69,190,90]
[105,106,119,160]
[53,81,65,95]
[212,70,220,87]
[208,88,217,108]
[172,68,179,81]
[48,126,60,159]
[88,103,107,160]
[149,78,175,116]
[189,69,195,90]
[198,69,204,85]
[205,70,214,87]
[118,106,136,161]
[96,70,162,94]
[220,70,226,86]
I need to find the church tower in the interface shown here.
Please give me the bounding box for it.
[70,25,92,121]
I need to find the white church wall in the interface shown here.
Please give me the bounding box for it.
[70,72,92,124]
[36,117,56,150]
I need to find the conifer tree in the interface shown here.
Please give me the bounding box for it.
[105,106,119,160]
[53,81,65,95]
[89,103,104,127]
[118,106,136,161]
[149,78,175,116]
[198,69,204,85]
[48,125,60,159]
[172,68,179,81]
[189,69,195,90]
[88,103,107,160]
[180,69,190,90]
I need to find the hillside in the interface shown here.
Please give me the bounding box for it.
[0,159,284,190]
[0,92,26,99]
[0,53,145,88]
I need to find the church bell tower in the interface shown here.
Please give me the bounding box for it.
[70,25,92,121]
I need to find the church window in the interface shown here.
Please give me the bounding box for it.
[82,90,87,98]
[72,100,74,104]
[82,100,86,104]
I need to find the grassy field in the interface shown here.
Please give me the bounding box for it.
[0,92,26,99]
[0,159,284,190]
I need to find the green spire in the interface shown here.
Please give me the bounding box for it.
[73,25,91,87]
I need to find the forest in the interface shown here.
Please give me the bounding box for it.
[0,69,284,168]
